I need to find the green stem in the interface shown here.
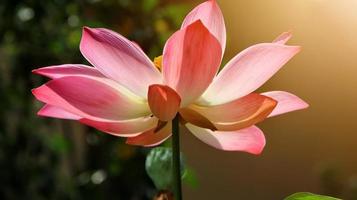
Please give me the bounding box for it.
[172,115,182,200]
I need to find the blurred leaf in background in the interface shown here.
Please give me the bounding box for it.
[284,192,341,200]
[145,146,198,195]
[0,0,188,199]
[145,147,185,191]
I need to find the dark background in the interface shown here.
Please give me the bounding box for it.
[1,0,357,199]
[0,0,187,199]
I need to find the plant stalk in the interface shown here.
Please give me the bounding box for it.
[172,115,182,200]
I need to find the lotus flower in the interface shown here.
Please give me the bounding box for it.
[32,0,308,155]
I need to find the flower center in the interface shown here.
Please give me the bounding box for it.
[154,55,163,71]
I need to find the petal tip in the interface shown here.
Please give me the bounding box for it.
[82,26,91,32]
[80,26,96,46]
[32,68,40,74]
[32,68,47,77]
[225,134,266,155]
[249,142,266,155]
[36,109,44,117]
[295,45,302,52]
[31,85,48,102]
[245,131,266,155]
[273,30,294,44]
[205,0,219,8]
[300,100,310,109]
[249,148,265,155]
[190,19,205,28]
[283,44,302,57]
[285,44,302,53]
[81,26,94,39]
[265,95,279,107]
[209,0,218,5]
[262,91,309,117]
[31,87,40,96]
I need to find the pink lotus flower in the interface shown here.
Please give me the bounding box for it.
[32,0,308,155]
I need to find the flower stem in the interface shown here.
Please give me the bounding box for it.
[172,115,182,200]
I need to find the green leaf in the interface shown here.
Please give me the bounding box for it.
[182,167,199,188]
[145,147,185,190]
[284,192,341,200]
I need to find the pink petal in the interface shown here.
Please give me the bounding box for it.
[38,104,81,120]
[186,124,266,155]
[37,105,156,137]
[273,31,293,44]
[200,43,301,105]
[188,93,277,131]
[148,84,181,121]
[181,0,226,55]
[163,20,222,106]
[126,121,172,147]
[80,27,162,97]
[32,64,105,79]
[80,116,158,137]
[32,76,150,121]
[262,91,309,117]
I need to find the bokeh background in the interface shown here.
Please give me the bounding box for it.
[1,0,357,199]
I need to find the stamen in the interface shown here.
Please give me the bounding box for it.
[154,55,163,71]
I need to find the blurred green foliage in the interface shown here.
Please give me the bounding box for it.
[145,147,198,191]
[0,0,188,199]
[145,147,185,190]
[284,192,341,200]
